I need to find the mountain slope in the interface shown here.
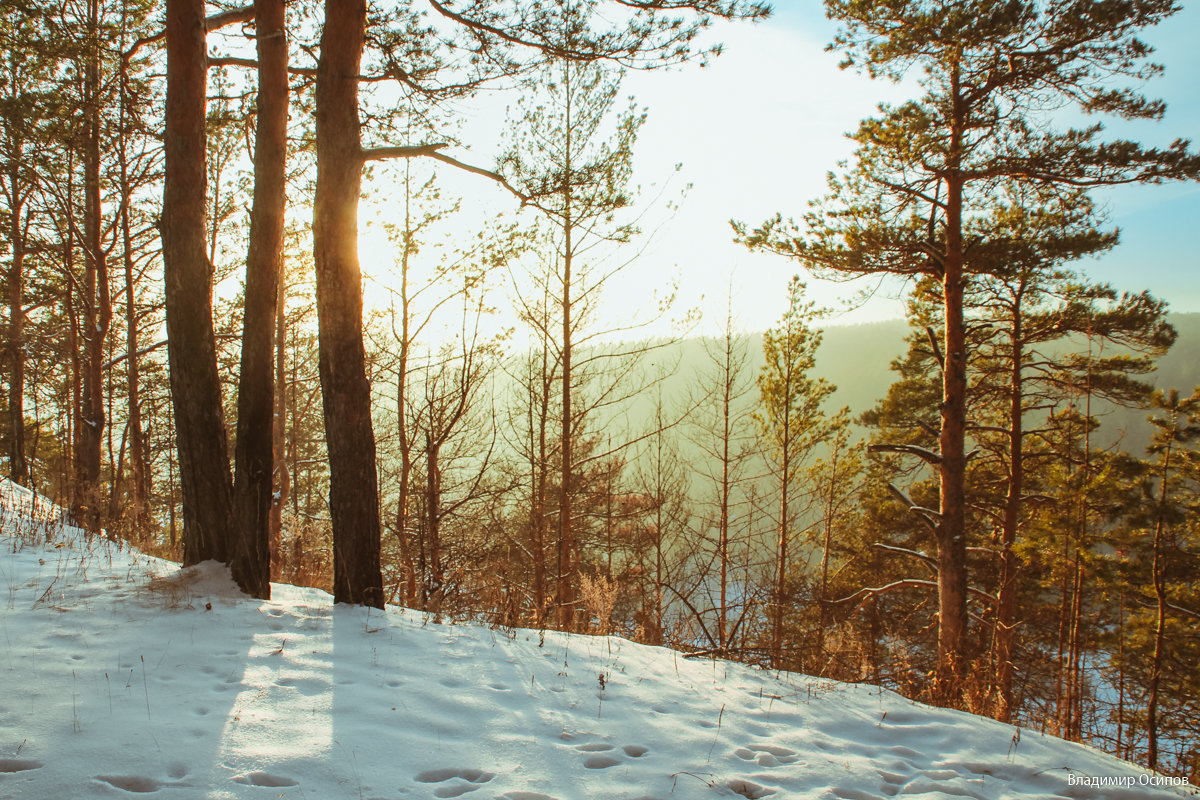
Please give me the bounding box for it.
[0,483,1193,800]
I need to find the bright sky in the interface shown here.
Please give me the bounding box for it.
[359,2,1200,343]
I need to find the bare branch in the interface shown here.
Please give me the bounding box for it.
[206,5,255,32]
[925,325,944,370]
[427,150,532,206]
[884,482,941,532]
[207,56,318,77]
[873,542,938,573]
[124,5,255,61]
[360,142,450,162]
[870,443,942,465]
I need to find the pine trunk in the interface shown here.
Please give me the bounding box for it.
[934,163,970,706]
[313,0,383,608]
[163,0,235,565]
[76,0,110,533]
[231,0,288,599]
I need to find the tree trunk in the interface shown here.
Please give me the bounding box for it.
[994,304,1024,721]
[7,199,27,485]
[556,66,575,631]
[76,0,110,533]
[269,264,288,581]
[230,0,288,599]
[313,0,383,608]
[163,0,235,565]
[934,163,970,706]
[116,63,150,539]
[424,435,442,604]
[1146,432,1173,770]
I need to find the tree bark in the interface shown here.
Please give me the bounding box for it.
[230,0,287,599]
[313,0,383,608]
[164,0,235,565]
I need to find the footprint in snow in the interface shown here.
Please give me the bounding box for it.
[828,787,879,800]
[725,778,776,799]
[95,775,164,793]
[232,771,299,788]
[573,741,649,769]
[0,758,43,773]
[415,767,494,798]
[733,744,800,767]
[273,676,327,696]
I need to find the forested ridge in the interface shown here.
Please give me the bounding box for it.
[1,0,1198,781]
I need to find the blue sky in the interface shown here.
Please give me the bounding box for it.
[627,1,1200,330]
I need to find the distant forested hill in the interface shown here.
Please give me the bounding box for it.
[633,313,1197,457]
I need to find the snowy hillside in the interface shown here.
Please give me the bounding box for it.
[1,489,1194,799]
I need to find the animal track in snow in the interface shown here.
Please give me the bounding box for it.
[0,758,43,773]
[622,745,648,757]
[415,767,495,798]
[232,771,299,787]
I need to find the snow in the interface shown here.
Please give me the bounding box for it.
[1,484,1195,800]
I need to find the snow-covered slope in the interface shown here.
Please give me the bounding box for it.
[1,496,1193,799]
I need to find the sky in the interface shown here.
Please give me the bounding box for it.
[358,2,1200,343]
[3,478,1193,799]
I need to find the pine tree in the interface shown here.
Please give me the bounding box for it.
[501,43,644,630]
[755,276,837,669]
[739,0,1200,705]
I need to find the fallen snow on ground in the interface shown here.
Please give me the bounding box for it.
[1,494,1194,799]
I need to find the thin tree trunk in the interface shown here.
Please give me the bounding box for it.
[313,0,383,608]
[995,301,1024,722]
[1066,553,1083,740]
[817,438,841,674]
[117,62,149,538]
[718,326,734,650]
[269,264,288,580]
[7,200,28,485]
[1147,428,1173,770]
[556,63,575,631]
[425,435,442,604]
